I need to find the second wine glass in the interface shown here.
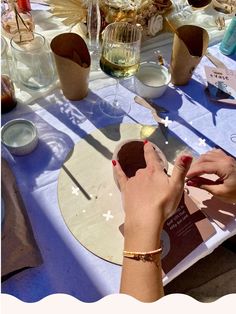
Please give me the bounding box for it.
[99,22,142,118]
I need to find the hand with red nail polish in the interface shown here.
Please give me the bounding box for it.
[113,142,193,302]
[114,147,192,234]
[187,149,236,203]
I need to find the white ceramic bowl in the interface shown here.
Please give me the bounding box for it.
[134,62,171,98]
[1,119,38,156]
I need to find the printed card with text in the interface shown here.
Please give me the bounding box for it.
[161,192,216,275]
[204,66,236,105]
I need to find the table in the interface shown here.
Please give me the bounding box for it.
[1,2,236,303]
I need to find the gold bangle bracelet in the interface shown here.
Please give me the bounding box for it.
[123,248,162,262]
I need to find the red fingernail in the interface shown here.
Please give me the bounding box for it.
[181,155,193,166]
[112,160,116,166]
[186,180,199,187]
[144,139,148,145]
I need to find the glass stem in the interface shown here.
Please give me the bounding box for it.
[113,79,120,108]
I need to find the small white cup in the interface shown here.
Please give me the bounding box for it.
[134,62,171,98]
[1,119,38,156]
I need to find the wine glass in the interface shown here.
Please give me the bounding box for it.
[99,22,142,118]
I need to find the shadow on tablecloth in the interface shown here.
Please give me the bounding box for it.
[164,244,236,301]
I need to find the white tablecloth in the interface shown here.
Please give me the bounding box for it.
[1,2,236,302]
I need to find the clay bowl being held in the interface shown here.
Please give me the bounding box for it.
[112,139,168,190]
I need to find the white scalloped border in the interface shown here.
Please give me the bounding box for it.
[1,293,236,313]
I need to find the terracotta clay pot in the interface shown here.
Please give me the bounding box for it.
[112,139,168,189]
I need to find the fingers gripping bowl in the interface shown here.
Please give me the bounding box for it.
[112,139,168,189]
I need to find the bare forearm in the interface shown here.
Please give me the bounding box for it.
[114,144,192,302]
[120,228,164,302]
[120,256,164,302]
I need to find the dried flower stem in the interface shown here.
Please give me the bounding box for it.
[9,0,32,42]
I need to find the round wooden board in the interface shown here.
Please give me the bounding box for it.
[58,123,189,265]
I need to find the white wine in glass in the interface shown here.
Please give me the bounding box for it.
[99,22,142,118]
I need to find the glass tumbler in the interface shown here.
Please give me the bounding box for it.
[10,32,56,89]
[1,36,11,76]
[1,36,17,113]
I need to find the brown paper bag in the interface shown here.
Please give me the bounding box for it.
[50,33,91,100]
[1,159,43,281]
[170,25,209,85]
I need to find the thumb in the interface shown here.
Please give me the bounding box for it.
[171,155,193,187]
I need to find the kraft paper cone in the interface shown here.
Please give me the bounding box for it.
[51,33,91,100]
[170,25,209,85]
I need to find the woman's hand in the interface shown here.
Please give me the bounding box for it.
[113,141,192,302]
[113,141,193,250]
[187,149,236,204]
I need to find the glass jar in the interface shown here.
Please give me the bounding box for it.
[1,0,34,42]
[10,32,56,90]
[1,36,17,114]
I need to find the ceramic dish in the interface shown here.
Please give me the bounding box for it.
[1,119,38,156]
[134,61,171,98]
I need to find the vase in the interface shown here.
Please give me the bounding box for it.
[1,0,34,42]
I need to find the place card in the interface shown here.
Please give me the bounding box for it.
[204,66,236,105]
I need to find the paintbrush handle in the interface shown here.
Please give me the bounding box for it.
[165,17,180,37]
[134,96,164,124]
[205,51,227,69]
